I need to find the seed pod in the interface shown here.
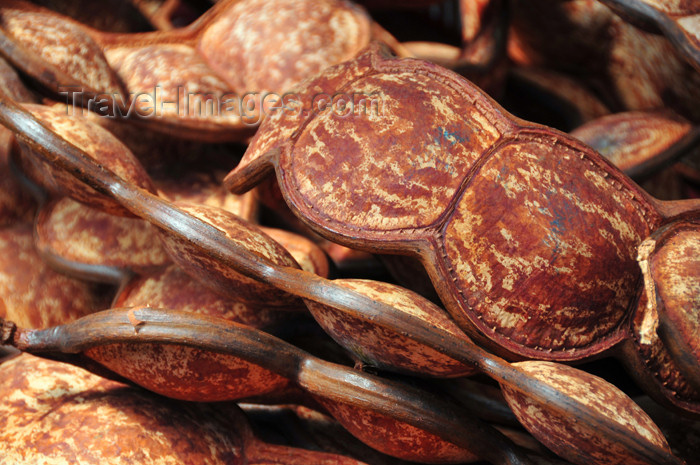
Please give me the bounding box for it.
[571,111,698,179]
[1,308,537,465]
[261,226,330,277]
[35,197,169,284]
[617,290,700,417]
[0,0,386,141]
[304,279,478,377]
[638,216,700,392]
[0,94,685,465]
[501,361,673,465]
[0,0,125,102]
[16,104,156,217]
[225,44,700,361]
[0,224,105,329]
[158,202,304,307]
[0,126,35,226]
[0,353,369,465]
[113,264,302,329]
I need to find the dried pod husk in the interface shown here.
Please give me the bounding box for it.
[501,361,673,465]
[571,110,698,179]
[508,0,700,123]
[638,217,700,391]
[196,0,372,95]
[3,308,533,465]
[261,226,330,278]
[113,264,302,330]
[617,291,700,417]
[0,0,126,104]
[158,202,304,307]
[598,0,700,72]
[83,316,293,403]
[504,67,611,131]
[35,197,170,284]
[16,104,156,216]
[241,403,418,465]
[225,43,694,361]
[0,353,367,465]
[0,0,384,141]
[303,279,478,377]
[0,224,106,329]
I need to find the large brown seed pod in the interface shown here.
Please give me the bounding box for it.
[224,44,699,361]
[0,224,105,329]
[637,216,700,392]
[303,278,479,377]
[0,126,35,226]
[0,353,369,465]
[618,290,700,417]
[35,197,170,284]
[501,361,673,465]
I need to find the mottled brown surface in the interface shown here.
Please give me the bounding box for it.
[316,397,478,463]
[286,69,500,234]
[114,264,298,329]
[622,292,700,413]
[502,361,671,465]
[0,2,123,94]
[86,342,290,402]
[441,135,654,356]
[155,171,258,221]
[304,279,478,377]
[648,223,700,387]
[198,0,371,94]
[160,203,302,306]
[36,197,169,275]
[0,354,246,464]
[104,44,242,128]
[261,227,330,277]
[571,111,692,172]
[229,46,663,360]
[0,224,103,329]
[21,104,155,216]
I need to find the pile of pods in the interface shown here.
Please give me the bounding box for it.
[0,0,699,464]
